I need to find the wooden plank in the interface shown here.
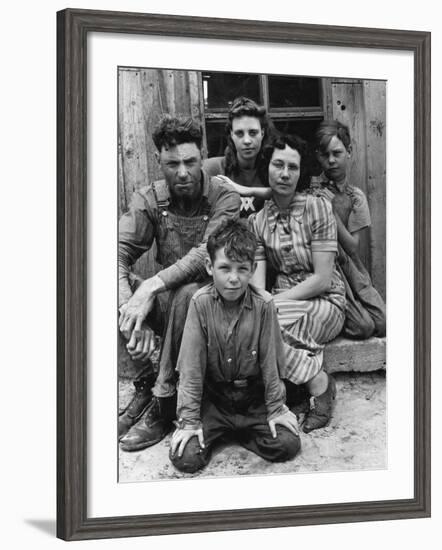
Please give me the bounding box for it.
[331,80,371,271]
[188,70,204,122]
[117,138,126,216]
[160,69,177,114]
[118,68,149,201]
[321,78,333,119]
[191,71,208,157]
[363,80,387,300]
[173,70,191,116]
[141,69,163,185]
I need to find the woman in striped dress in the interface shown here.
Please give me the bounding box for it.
[250,134,346,433]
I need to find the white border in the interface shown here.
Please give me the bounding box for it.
[88,32,414,518]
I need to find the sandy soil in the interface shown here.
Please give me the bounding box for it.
[118,371,386,483]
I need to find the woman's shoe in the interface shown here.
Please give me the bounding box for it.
[303,374,337,433]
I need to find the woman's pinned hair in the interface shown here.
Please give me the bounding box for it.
[263,133,312,191]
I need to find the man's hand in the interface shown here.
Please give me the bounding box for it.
[126,324,156,362]
[268,410,300,438]
[119,275,164,339]
[170,426,205,458]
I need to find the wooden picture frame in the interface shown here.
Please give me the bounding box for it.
[57,8,431,541]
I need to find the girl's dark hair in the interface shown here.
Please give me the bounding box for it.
[315,120,351,153]
[263,133,312,191]
[224,97,275,185]
[207,219,257,265]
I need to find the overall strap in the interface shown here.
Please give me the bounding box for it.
[152,180,170,216]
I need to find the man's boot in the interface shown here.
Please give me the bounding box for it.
[119,394,176,452]
[118,363,156,440]
[303,374,337,433]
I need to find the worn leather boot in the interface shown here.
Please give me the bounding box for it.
[119,394,177,452]
[303,374,337,433]
[284,380,310,417]
[118,364,156,440]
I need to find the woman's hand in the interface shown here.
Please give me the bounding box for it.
[274,251,335,301]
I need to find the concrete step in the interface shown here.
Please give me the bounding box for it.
[119,336,386,380]
[324,336,386,373]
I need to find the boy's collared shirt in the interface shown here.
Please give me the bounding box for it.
[310,173,371,233]
[176,283,288,426]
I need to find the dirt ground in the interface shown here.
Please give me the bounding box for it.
[118,370,386,482]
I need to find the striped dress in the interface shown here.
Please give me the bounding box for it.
[250,194,346,384]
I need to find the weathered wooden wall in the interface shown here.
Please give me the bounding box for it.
[325,78,386,299]
[118,70,386,299]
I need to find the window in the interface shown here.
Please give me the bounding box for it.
[202,71,325,158]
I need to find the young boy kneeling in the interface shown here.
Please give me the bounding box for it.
[169,220,300,473]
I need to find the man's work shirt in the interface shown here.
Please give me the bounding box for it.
[176,283,289,426]
[118,171,240,306]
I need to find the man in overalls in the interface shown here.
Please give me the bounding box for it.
[118,115,241,452]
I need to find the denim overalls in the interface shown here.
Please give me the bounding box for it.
[149,180,211,397]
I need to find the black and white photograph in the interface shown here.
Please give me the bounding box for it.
[117,67,387,482]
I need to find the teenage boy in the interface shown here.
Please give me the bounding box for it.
[169,220,300,473]
[312,120,386,339]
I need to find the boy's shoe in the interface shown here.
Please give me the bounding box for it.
[284,380,310,418]
[119,395,176,452]
[118,364,156,440]
[303,375,337,433]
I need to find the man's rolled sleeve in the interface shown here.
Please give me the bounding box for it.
[157,183,241,289]
[176,299,208,425]
[258,299,288,421]
[118,191,156,306]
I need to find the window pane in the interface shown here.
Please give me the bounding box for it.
[205,121,228,157]
[268,76,320,109]
[202,72,260,110]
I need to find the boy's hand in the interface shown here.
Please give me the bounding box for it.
[268,410,300,438]
[170,426,205,457]
[316,186,335,205]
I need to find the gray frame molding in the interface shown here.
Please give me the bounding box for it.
[57,8,431,541]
